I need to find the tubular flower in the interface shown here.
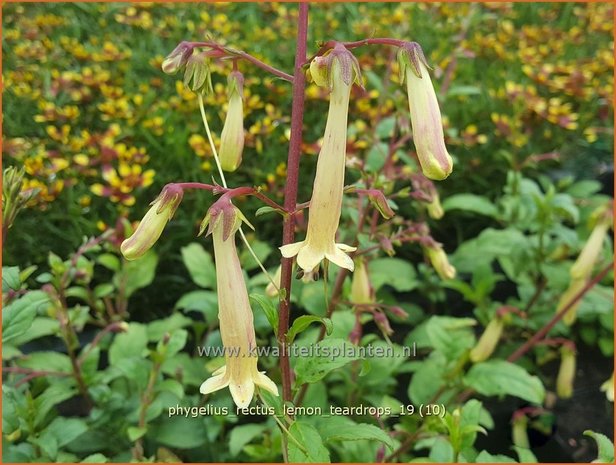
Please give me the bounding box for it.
[556,345,576,399]
[469,315,504,363]
[424,242,456,280]
[280,45,361,274]
[219,71,245,172]
[600,372,614,402]
[120,184,183,260]
[199,202,278,408]
[351,257,374,304]
[161,41,193,75]
[557,203,612,325]
[398,43,453,181]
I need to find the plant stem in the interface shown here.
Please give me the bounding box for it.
[190,41,293,82]
[278,2,309,404]
[507,261,613,363]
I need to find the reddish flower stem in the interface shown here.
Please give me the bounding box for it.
[189,41,293,82]
[278,2,309,404]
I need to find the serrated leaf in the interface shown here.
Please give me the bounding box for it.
[2,290,50,344]
[287,422,330,463]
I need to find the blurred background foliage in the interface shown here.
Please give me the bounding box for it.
[2,3,614,463]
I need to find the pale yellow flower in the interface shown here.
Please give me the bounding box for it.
[600,372,614,402]
[219,71,245,172]
[199,207,278,408]
[398,43,453,181]
[121,184,183,260]
[556,345,576,399]
[424,243,456,280]
[280,49,358,273]
[469,316,504,363]
[351,258,374,304]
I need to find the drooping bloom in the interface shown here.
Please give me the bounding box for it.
[398,43,453,181]
[280,45,361,274]
[199,203,278,408]
[120,184,183,260]
[424,242,456,280]
[219,71,245,172]
[556,345,576,399]
[351,258,374,304]
[600,372,614,402]
[161,42,193,75]
[469,314,504,363]
[557,203,612,325]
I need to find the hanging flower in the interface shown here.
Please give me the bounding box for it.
[424,241,456,280]
[556,345,576,399]
[161,41,193,75]
[280,44,361,274]
[469,314,504,363]
[219,71,245,172]
[351,257,374,304]
[199,201,278,408]
[120,184,183,260]
[557,202,612,325]
[398,42,453,181]
[600,372,614,402]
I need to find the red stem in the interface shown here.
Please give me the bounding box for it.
[278,2,309,404]
[507,261,613,363]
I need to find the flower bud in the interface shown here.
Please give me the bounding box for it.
[183,51,213,96]
[556,345,576,399]
[351,258,374,304]
[512,415,530,449]
[426,192,444,220]
[424,243,456,280]
[469,315,504,363]
[398,43,453,181]
[373,310,393,337]
[162,42,193,75]
[219,71,245,172]
[570,211,611,280]
[121,184,183,260]
[600,372,614,402]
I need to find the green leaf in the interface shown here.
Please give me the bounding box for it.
[442,194,498,217]
[181,242,216,289]
[147,313,192,341]
[429,437,454,462]
[96,253,120,271]
[369,258,417,292]
[162,329,188,358]
[9,317,59,346]
[425,316,476,360]
[365,141,388,172]
[127,426,148,442]
[34,382,77,427]
[240,239,272,271]
[46,417,88,447]
[120,250,158,298]
[109,323,148,366]
[475,450,517,462]
[584,430,614,463]
[287,315,332,343]
[3,266,21,292]
[294,338,360,385]
[287,422,330,463]
[318,417,394,450]
[94,283,115,299]
[81,453,108,463]
[18,351,72,373]
[464,361,545,404]
[255,206,285,217]
[156,379,184,400]
[447,85,482,97]
[2,290,50,344]
[176,290,218,324]
[148,415,207,449]
[229,424,266,456]
[250,294,278,337]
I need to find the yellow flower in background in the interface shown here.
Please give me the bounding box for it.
[120,184,183,260]
[601,372,614,402]
[351,257,374,304]
[199,204,278,408]
[469,314,504,363]
[280,45,360,274]
[219,71,245,172]
[398,43,453,181]
[556,345,576,399]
